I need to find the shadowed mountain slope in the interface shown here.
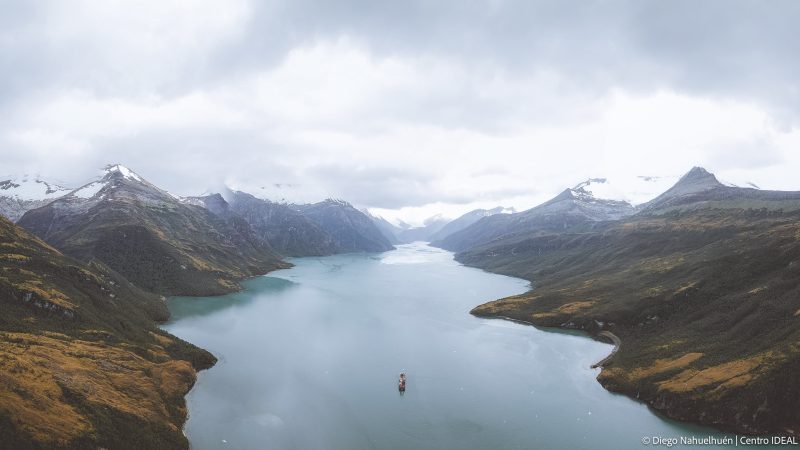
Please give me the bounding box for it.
[17,165,286,296]
[428,206,515,242]
[364,211,403,245]
[225,190,340,257]
[294,199,395,253]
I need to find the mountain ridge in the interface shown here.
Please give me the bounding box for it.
[449,166,800,435]
[293,199,395,253]
[17,165,288,296]
[427,207,515,243]
[640,166,800,213]
[434,178,636,252]
[225,190,341,257]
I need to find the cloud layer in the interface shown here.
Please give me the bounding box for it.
[1,0,799,224]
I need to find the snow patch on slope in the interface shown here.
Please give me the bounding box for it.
[0,177,71,201]
[718,178,761,189]
[571,175,681,206]
[72,181,107,199]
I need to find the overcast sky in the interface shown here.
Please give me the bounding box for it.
[2,0,799,224]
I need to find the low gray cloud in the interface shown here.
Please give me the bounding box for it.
[4,1,798,116]
[1,0,799,218]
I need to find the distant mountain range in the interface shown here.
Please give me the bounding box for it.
[294,199,394,253]
[224,190,341,256]
[393,214,451,242]
[640,166,800,211]
[367,207,516,244]
[437,167,800,436]
[366,212,406,245]
[427,207,516,242]
[434,178,636,252]
[17,165,288,296]
[6,166,393,285]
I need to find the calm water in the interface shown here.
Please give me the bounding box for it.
[165,243,735,449]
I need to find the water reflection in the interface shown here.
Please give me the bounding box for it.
[169,276,298,321]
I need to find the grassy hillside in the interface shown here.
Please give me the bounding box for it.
[463,204,800,435]
[0,216,215,449]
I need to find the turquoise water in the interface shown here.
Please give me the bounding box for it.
[165,243,737,449]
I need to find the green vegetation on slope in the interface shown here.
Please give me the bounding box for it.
[0,216,215,449]
[464,205,800,435]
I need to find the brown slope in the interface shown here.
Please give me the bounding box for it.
[463,201,800,435]
[0,215,215,449]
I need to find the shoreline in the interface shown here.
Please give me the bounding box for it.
[476,313,620,369]
[590,330,621,368]
[475,310,797,439]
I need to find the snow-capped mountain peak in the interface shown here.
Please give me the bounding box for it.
[102,164,144,182]
[65,164,165,202]
[323,198,352,207]
[570,178,612,201]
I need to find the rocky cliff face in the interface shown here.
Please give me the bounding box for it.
[17,165,287,296]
